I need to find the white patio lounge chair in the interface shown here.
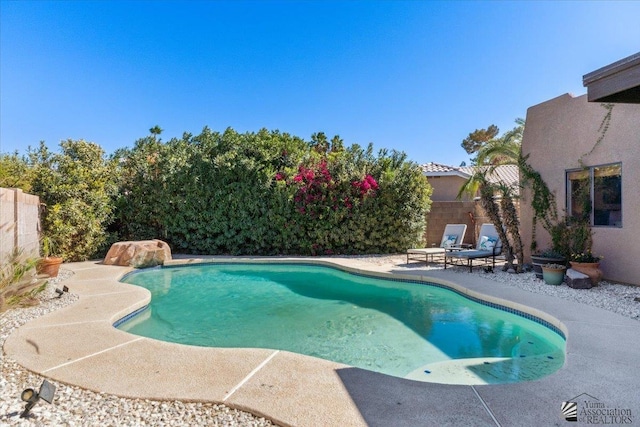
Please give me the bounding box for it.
[444,223,503,272]
[406,224,468,264]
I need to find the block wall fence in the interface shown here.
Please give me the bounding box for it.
[0,188,40,261]
[425,199,520,248]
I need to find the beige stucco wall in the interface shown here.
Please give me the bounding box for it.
[521,93,640,285]
[426,175,473,201]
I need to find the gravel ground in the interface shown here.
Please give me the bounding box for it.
[0,270,277,427]
[355,254,640,320]
[1,256,639,426]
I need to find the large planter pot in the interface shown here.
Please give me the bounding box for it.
[542,265,566,285]
[37,257,63,278]
[532,255,566,279]
[569,262,602,286]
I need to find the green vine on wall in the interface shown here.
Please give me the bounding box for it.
[519,153,594,259]
[518,153,558,253]
[579,103,614,167]
[519,102,614,258]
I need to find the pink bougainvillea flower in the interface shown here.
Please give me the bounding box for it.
[366,175,379,189]
[345,199,353,209]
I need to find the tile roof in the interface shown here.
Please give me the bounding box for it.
[485,164,519,190]
[421,162,520,194]
[421,162,465,174]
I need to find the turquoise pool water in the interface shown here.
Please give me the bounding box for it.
[118,263,565,384]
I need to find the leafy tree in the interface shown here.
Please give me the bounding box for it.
[330,135,344,153]
[0,152,33,191]
[461,124,499,159]
[310,132,330,154]
[30,140,118,261]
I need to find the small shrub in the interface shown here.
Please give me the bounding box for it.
[0,250,41,312]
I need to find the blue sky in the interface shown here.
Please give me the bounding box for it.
[1,1,639,166]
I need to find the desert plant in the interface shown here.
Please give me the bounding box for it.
[41,236,58,258]
[534,248,564,258]
[570,251,601,263]
[0,249,41,312]
[543,263,566,270]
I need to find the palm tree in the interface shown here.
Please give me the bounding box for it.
[149,125,163,135]
[497,182,524,272]
[457,118,525,272]
[457,170,516,271]
[475,118,523,166]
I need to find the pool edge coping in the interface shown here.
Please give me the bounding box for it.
[4,257,640,427]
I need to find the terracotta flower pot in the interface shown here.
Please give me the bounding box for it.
[569,261,602,286]
[37,257,63,278]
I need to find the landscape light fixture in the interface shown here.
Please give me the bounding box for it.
[54,286,69,298]
[20,379,56,418]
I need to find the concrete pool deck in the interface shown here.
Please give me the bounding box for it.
[4,258,640,426]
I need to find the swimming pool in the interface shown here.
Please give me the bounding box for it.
[118,263,565,384]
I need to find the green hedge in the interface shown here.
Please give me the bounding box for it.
[114,128,432,255]
[8,129,431,259]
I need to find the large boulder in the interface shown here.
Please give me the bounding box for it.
[103,240,172,268]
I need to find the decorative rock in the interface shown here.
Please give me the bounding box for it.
[103,240,172,268]
[565,268,592,289]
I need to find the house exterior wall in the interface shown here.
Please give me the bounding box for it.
[426,176,473,201]
[521,93,640,285]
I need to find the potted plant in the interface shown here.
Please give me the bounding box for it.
[37,236,63,278]
[541,263,566,286]
[531,248,566,279]
[569,251,602,285]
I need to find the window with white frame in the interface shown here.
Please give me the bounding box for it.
[566,163,622,227]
